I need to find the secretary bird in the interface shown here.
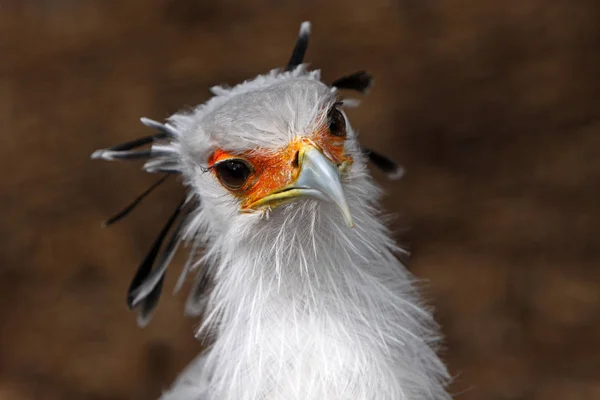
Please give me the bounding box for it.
[92,21,451,400]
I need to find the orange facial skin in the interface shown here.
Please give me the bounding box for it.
[208,127,352,210]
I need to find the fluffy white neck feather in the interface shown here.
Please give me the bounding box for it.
[162,161,451,400]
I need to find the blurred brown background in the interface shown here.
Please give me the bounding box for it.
[1,0,600,399]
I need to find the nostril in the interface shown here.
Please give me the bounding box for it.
[292,151,299,168]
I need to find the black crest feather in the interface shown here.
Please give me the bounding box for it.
[286,21,311,71]
[136,274,165,327]
[107,133,167,152]
[103,174,170,227]
[140,117,179,137]
[126,199,185,318]
[332,71,374,93]
[362,147,404,180]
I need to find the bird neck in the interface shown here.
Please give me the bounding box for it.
[192,183,450,399]
[212,199,402,309]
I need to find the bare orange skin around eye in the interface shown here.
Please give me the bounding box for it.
[208,128,352,209]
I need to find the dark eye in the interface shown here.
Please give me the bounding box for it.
[214,159,252,190]
[327,106,347,137]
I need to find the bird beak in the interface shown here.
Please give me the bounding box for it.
[248,145,354,228]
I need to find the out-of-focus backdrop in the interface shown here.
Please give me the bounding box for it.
[1,1,599,399]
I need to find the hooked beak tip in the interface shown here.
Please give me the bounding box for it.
[344,213,355,228]
[296,146,355,228]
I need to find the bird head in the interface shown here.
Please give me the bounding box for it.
[91,22,403,325]
[178,76,357,232]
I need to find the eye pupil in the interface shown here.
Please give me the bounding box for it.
[328,107,347,137]
[215,159,251,190]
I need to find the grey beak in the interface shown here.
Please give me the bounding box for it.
[295,146,354,228]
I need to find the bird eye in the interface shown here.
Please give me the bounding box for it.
[327,106,347,137]
[214,159,252,190]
